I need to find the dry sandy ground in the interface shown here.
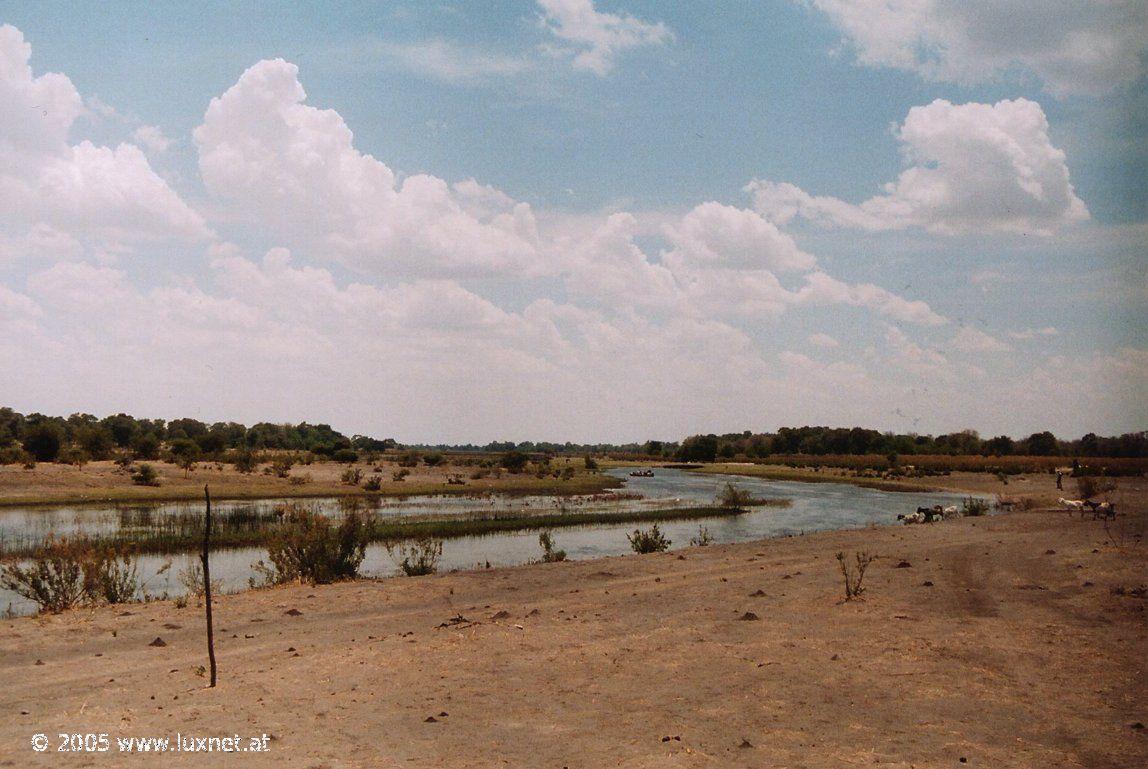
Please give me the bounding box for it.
[1,503,1145,767]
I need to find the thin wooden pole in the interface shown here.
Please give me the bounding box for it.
[202,484,217,687]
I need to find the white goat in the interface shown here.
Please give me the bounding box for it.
[1059,497,1085,513]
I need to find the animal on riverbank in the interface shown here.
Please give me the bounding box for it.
[1059,498,1085,513]
[1084,500,1116,520]
[899,511,927,524]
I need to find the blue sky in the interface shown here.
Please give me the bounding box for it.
[0,1,1145,441]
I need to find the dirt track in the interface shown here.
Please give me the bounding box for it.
[2,502,1145,768]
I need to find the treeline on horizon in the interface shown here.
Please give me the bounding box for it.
[1,407,1145,465]
[0,407,395,464]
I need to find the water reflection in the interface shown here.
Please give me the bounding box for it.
[1,469,977,616]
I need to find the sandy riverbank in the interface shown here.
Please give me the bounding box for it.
[1,489,1144,768]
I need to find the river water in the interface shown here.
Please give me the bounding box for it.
[0,468,976,616]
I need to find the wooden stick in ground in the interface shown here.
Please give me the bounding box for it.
[202,484,217,687]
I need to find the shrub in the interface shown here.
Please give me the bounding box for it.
[333,448,359,464]
[388,537,443,576]
[423,452,445,467]
[363,475,383,492]
[628,524,671,554]
[538,531,567,562]
[264,507,370,584]
[836,551,876,601]
[397,451,421,468]
[83,546,140,604]
[500,450,529,473]
[288,474,311,485]
[392,468,410,482]
[0,445,31,465]
[1077,475,1116,499]
[232,451,258,474]
[271,457,294,478]
[689,525,714,547]
[58,446,89,467]
[560,466,576,481]
[961,497,990,517]
[340,467,363,485]
[584,455,599,470]
[178,561,222,599]
[0,537,87,613]
[716,483,754,510]
[131,463,160,486]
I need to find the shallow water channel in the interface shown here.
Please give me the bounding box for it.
[0,468,976,616]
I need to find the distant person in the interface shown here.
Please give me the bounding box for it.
[1056,470,1063,490]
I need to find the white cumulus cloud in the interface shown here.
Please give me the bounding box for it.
[748,99,1088,236]
[193,58,540,278]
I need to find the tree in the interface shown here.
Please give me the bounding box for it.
[132,433,160,460]
[100,413,139,447]
[500,450,529,473]
[75,424,114,460]
[169,438,201,475]
[22,422,64,462]
[985,435,1015,456]
[678,434,718,462]
[1023,431,1058,456]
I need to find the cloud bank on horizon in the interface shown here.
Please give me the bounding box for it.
[0,1,1144,443]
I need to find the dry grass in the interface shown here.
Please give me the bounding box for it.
[0,456,619,507]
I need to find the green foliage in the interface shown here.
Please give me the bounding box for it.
[264,507,371,584]
[58,446,90,467]
[538,531,566,562]
[628,524,671,554]
[388,537,443,576]
[271,456,294,478]
[678,434,718,462]
[716,483,754,510]
[362,475,383,491]
[500,450,529,473]
[0,445,31,465]
[132,433,160,460]
[689,525,714,547]
[341,467,363,485]
[584,455,599,470]
[82,545,140,604]
[961,497,990,517]
[333,448,359,463]
[0,537,86,613]
[392,468,410,482]
[422,452,445,467]
[232,450,258,473]
[22,421,64,462]
[130,463,160,486]
[397,451,421,467]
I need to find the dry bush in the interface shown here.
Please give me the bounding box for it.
[264,507,371,584]
[83,545,140,604]
[836,551,876,601]
[388,537,443,576]
[628,524,671,554]
[538,531,566,562]
[0,537,86,613]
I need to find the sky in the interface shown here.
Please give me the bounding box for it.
[0,0,1145,443]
